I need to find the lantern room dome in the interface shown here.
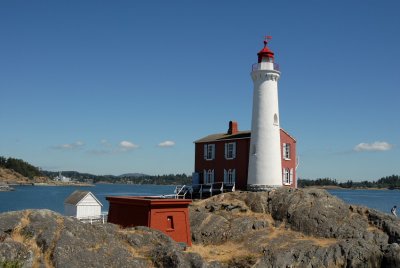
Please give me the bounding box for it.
[257,39,274,63]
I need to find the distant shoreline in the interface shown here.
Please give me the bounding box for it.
[305,185,392,191]
[33,182,94,187]
[0,185,15,191]
[4,182,94,187]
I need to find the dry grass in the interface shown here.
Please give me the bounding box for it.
[10,212,30,244]
[266,225,287,240]
[265,224,338,248]
[0,167,29,183]
[192,194,339,261]
[87,243,104,252]
[294,236,337,247]
[192,192,248,208]
[42,216,65,267]
[117,228,150,257]
[187,242,258,263]
[11,211,44,268]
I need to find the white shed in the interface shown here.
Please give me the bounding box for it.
[64,191,103,220]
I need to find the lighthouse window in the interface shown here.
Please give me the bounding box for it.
[273,114,279,126]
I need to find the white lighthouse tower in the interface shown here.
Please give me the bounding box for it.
[247,36,282,190]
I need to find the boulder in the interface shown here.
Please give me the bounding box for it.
[382,243,400,268]
[0,209,205,268]
[189,188,400,267]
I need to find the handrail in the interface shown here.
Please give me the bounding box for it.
[251,62,280,72]
[174,185,195,199]
[172,182,236,199]
[175,185,186,196]
[73,212,108,224]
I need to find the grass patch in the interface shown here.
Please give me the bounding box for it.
[0,260,22,268]
[10,211,43,268]
[187,242,259,263]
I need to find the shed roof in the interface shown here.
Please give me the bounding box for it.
[64,190,103,206]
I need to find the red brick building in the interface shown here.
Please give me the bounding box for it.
[193,121,297,191]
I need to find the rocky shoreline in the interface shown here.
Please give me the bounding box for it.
[1,188,399,267]
[0,185,14,192]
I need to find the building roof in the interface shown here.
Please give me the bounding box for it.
[64,190,103,206]
[194,128,296,143]
[194,131,251,143]
[280,128,297,143]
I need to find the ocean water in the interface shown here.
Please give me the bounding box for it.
[0,184,175,214]
[327,188,400,215]
[0,185,399,216]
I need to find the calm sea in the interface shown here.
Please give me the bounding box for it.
[0,185,399,216]
[327,189,400,215]
[0,184,175,214]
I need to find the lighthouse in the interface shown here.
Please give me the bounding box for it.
[247,36,283,190]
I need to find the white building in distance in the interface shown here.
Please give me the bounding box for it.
[64,191,103,221]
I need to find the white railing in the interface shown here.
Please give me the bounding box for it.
[193,182,236,199]
[251,62,280,72]
[75,212,108,224]
[174,185,193,199]
[173,182,236,199]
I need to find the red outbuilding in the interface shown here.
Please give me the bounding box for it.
[106,196,192,246]
[193,121,297,191]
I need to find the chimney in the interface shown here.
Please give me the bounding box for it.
[227,121,238,135]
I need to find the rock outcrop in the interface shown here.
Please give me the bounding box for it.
[0,210,206,268]
[0,188,399,267]
[189,188,400,267]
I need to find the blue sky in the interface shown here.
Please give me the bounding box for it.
[1,1,399,181]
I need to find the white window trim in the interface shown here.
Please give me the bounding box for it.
[224,142,236,160]
[283,143,291,160]
[204,169,214,184]
[282,168,293,185]
[224,169,236,184]
[204,144,215,161]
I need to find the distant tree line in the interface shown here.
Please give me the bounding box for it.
[298,175,400,189]
[0,156,42,179]
[115,174,192,185]
[41,170,192,185]
[1,156,191,185]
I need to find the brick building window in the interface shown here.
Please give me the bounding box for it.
[282,168,293,185]
[204,169,214,184]
[283,143,291,160]
[204,144,215,160]
[224,169,236,184]
[225,142,236,159]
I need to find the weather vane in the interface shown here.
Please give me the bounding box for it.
[264,35,272,46]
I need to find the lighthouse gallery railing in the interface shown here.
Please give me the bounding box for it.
[252,62,280,72]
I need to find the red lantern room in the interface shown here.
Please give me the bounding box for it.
[257,36,275,63]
